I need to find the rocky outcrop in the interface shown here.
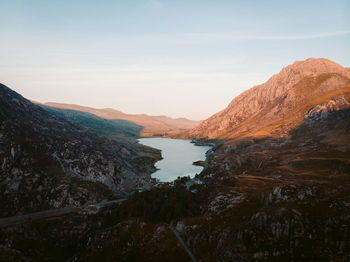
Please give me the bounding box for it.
[304,95,350,121]
[186,58,350,139]
[0,83,161,217]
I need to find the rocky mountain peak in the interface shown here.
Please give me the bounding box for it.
[186,58,350,139]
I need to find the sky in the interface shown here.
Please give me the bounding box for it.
[0,0,349,120]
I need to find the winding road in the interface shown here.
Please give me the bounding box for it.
[0,198,126,227]
[169,220,197,262]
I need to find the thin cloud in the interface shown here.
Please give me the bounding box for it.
[148,0,164,9]
[107,30,350,45]
[251,30,350,40]
[197,30,350,41]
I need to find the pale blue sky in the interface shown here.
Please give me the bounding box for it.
[0,0,349,120]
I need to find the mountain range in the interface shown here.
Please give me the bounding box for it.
[42,102,201,137]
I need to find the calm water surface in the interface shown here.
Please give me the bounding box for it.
[139,138,212,182]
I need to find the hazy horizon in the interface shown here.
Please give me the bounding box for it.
[1,0,349,120]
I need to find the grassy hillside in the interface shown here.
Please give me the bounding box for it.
[40,105,144,138]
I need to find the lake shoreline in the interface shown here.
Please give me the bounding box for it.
[138,138,212,183]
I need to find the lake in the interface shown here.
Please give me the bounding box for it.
[138,138,212,182]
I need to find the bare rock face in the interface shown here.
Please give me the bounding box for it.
[305,96,350,121]
[187,58,350,139]
[0,84,160,217]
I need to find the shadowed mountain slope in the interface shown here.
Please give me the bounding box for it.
[39,105,143,138]
[185,58,350,139]
[0,83,160,217]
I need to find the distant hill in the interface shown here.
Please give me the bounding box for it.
[39,105,143,138]
[44,103,201,137]
[185,58,350,139]
[149,115,202,130]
